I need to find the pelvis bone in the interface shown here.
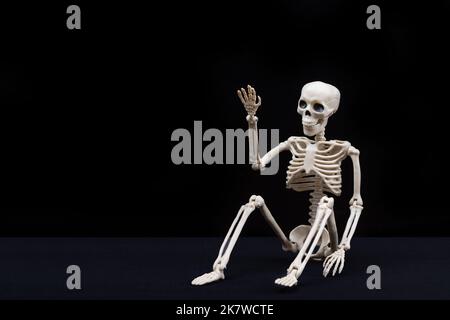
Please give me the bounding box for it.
[289,225,330,260]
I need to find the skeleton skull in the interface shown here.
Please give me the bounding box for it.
[297,81,340,137]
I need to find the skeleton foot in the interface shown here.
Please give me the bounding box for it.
[323,248,345,277]
[191,269,225,286]
[275,270,298,287]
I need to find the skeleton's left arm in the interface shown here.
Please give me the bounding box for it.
[323,146,364,276]
[340,146,364,250]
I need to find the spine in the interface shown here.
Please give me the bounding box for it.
[308,177,324,225]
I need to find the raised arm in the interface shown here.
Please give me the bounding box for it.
[237,85,262,168]
[237,85,291,172]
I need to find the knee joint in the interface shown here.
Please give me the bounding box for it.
[249,195,265,208]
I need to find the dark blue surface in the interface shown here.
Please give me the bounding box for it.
[0,237,449,299]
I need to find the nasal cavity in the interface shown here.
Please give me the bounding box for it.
[305,110,311,116]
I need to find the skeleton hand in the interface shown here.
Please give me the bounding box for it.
[323,248,345,277]
[237,85,261,117]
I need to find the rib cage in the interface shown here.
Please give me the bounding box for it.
[285,137,350,224]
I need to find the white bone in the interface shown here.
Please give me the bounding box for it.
[192,82,364,288]
[275,196,335,287]
[289,225,330,259]
[246,115,259,165]
[191,195,295,286]
[322,147,363,277]
[297,81,340,138]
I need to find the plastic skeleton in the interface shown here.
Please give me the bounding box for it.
[192,81,363,287]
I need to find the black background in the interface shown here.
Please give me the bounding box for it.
[0,1,448,237]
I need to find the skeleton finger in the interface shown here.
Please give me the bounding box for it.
[332,256,342,276]
[323,255,338,277]
[324,254,337,271]
[247,85,253,100]
[323,256,329,267]
[323,263,334,277]
[323,254,332,267]
[237,90,246,105]
[255,95,261,107]
[323,256,331,270]
[241,88,248,101]
[323,261,333,277]
[338,255,345,274]
[250,86,256,102]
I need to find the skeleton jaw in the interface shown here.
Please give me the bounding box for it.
[302,118,325,137]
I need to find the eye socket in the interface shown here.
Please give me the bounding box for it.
[313,103,324,112]
[299,100,307,109]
